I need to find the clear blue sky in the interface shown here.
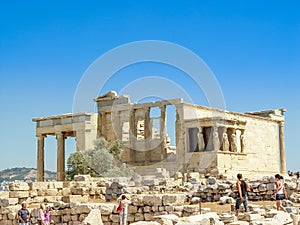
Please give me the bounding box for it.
[0,1,299,172]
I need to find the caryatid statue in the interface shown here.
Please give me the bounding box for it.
[230,133,237,152]
[197,128,205,151]
[241,134,246,153]
[221,132,230,151]
[213,131,220,150]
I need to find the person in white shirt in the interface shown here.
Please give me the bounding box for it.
[117,194,131,225]
[37,203,45,225]
[275,174,287,212]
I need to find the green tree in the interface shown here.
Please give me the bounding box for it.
[66,137,133,180]
[66,151,99,180]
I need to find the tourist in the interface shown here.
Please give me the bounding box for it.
[117,194,131,225]
[274,174,287,212]
[44,206,52,225]
[18,202,30,225]
[235,173,250,216]
[288,170,293,177]
[37,203,46,225]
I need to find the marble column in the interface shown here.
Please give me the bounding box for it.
[37,134,45,181]
[56,132,65,181]
[175,111,180,148]
[129,109,137,163]
[160,105,167,159]
[279,122,287,174]
[144,107,151,162]
[175,106,184,164]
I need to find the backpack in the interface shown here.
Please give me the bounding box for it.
[116,201,123,213]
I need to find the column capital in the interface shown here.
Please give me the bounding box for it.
[145,107,151,112]
[36,134,47,138]
[221,127,228,133]
[56,132,66,140]
[213,126,219,131]
[159,105,166,111]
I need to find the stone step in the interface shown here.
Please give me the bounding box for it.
[134,166,170,178]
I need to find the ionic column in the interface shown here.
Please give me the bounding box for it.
[279,121,287,174]
[175,107,185,163]
[175,110,180,148]
[160,105,167,159]
[129,109,137,163]
[56,132,65,181]
[144,108,151,139]
[37,134,46,181]
[144,107,151,162]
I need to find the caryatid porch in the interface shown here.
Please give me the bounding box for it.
[32,113,97,181]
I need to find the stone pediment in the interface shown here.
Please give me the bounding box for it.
[94,91,131,107]
[94,90,118,101]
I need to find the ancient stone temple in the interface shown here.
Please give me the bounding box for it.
[32,91,287,181]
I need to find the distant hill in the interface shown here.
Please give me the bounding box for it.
[0,167,56,182]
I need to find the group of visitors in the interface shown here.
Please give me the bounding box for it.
[288,170,300,178]
[17,203,51,225]
[117,173,288,223]
[37,203,51,225]
[235,173,288,215]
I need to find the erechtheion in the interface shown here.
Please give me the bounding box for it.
[33,91,287,181]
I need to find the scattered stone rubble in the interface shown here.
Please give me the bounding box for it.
[0,174,299,225]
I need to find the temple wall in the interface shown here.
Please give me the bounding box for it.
[75,114,98,151]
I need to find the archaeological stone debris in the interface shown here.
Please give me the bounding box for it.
[0,175,300,224]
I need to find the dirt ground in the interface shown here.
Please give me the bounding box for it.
[201,201,276,214]
[29,200,277,214]
[86,199,276,215]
